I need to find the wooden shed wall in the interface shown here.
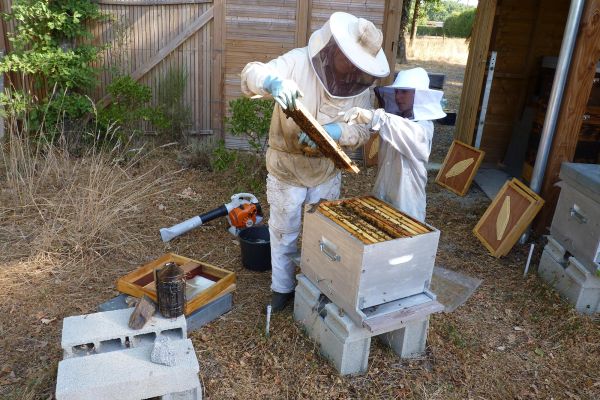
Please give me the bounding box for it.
[223,0,389,153]
[459,0,569,164]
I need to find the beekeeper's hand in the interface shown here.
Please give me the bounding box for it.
[263,75,303,110]
[298,123,342,148]
[340,107,374,126]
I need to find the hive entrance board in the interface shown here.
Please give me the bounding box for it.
[116,253,235,315]
[317,196,431,244]
[282,101,360,173]
[473,178,544,257]
[435,140,485,196]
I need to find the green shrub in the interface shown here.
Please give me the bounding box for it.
[443,9,476,38]
[416,25,444,37]
[156,68,193,142]
[225,97,273,153]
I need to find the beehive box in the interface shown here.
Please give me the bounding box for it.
[116,253,235,316]
[300,196,440,326]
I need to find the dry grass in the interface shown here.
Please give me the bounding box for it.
[1,38,600,400]
[407,36,470,65]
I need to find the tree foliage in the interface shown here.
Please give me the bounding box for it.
[443,8,476,38]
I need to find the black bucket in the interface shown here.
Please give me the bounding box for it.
[238,225,271,272]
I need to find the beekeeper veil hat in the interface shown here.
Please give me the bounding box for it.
[387,67,446,121]
[309,12,390,98]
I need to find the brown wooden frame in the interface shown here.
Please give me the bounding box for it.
[116,253,235,315]
[473,178,544,257]
[435,140,485,196]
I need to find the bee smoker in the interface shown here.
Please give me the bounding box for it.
[155,262,186,318]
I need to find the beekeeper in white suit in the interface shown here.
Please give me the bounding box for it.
[240,12,389,311]
[342,67,446,222]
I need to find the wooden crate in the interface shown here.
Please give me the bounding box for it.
[117,253,236,316]
[435,140,485,196]
[300,196,440,325]
[473,179,544,257]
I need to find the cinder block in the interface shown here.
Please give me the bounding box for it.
[61,308,186,358]
[379,317,430,358]
[186,293,233,333]
[538,245,600,314]
[161,386,202,400]
[320,302,372,375]
[294,275,328,342]
[98,294,232,334]
[56,339,200,400]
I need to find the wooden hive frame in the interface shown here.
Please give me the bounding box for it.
[282,100,360,173]
[317,196,431,244]
[116,253,236,315]
[473,178,544,257]
[435,140,485,196]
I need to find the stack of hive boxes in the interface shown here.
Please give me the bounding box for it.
[538,163,600,314]
[295,196,444,375]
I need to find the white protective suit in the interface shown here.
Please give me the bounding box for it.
[371,110,434,222]
[241,50,372,294]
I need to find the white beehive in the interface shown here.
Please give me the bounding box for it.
[300,196,440,326]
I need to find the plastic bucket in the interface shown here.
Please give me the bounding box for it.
[238,225,271,271]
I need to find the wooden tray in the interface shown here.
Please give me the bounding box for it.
[116,253,236,315]
[435,140,485,196]
[282,100,360,173]
[473,179,544,257]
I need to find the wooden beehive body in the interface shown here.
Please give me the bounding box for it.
[300,197,440,325]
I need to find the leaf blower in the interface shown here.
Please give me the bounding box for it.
[160,193,263,242]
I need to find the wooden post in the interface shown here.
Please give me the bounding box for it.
[295,0,312,47]
[382,0,404,86]
[535,0,600,232]
[454,0,497,145]
[211,0,226,140]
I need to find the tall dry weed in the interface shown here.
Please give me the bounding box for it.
[0,121,175,268]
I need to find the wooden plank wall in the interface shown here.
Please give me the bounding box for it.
[90,0,215,136]
[224,0,388,154]
[457,0,569,164]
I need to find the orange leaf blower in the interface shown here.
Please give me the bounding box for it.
[160,193,263,242]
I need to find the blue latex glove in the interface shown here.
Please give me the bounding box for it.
[298,123,342,148]
[263,75,303,110]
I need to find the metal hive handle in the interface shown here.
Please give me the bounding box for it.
[319,240,340,262]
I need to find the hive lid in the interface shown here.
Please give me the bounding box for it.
[559,163,600,201]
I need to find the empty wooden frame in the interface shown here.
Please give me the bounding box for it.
[473,178,544,257]
[436,140,485,196]
[117,253,236,315]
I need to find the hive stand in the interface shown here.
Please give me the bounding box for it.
[294,274,440,375]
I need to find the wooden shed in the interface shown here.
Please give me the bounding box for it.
[456,0,600,230]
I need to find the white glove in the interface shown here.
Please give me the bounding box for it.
[263,75,303,110]
[340,107,374,126]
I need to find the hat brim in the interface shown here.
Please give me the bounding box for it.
[329,12,390,78]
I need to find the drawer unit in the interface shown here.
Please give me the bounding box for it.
[300,196,440,325]
[550,163,600,274]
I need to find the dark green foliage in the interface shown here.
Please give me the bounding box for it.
[225,97,273,153]
[443,9,476,38]
[425,0,473,22]
[416,25,444,36]
[156,68,193,142]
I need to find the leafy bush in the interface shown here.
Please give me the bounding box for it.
[96,76,168,145]
[417,25,444,37]
[443,9,476,38]
[225,97,273,153]
[156,68,193,142]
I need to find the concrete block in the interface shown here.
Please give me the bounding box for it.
[294,275,328,342]
[97,294,130,312]
[379,317,430,358]
[56,339,200,400]
[320,302,371,375]
[186,293,233,333]
[61,308,186,358]
[97,293,232,334]
[161,386,202,400]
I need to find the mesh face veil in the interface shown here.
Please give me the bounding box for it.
[311,36,379,98]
